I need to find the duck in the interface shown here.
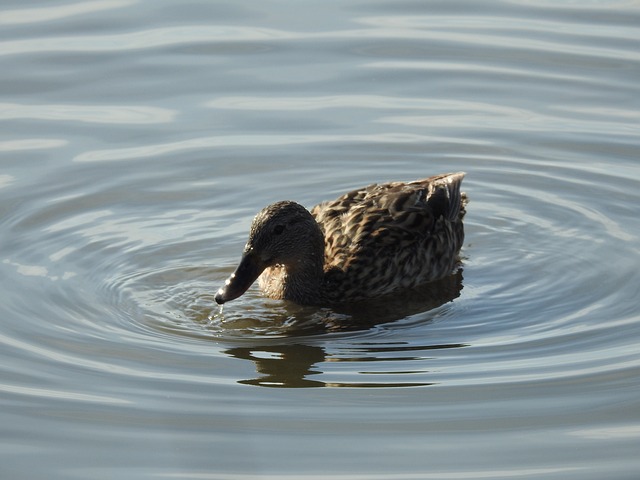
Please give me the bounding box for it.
[215,172,467,306]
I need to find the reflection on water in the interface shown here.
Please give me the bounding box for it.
[226,344,327,388]
[226,342,466,388]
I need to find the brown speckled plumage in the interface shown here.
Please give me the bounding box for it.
[215,172,467,306]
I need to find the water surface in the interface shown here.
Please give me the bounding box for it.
[1,1,639,479]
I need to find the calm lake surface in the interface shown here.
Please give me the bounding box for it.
[1,1,639,479]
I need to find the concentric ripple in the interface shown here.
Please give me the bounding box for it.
[5,153,628,391]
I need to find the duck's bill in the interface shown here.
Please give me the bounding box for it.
[215,252,265,304]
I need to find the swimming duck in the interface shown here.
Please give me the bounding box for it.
[215,172,467,306]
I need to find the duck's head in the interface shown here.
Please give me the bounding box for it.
[215,201,323,304]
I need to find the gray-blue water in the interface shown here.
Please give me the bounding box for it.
[1,1,639,479]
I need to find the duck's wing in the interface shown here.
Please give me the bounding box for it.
[311,172,466,269]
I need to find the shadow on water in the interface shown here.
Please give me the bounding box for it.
[210,271,467,387]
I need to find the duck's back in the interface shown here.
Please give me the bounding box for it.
[310,172,466,302]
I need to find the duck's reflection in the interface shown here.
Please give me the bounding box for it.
[223,271,467,388]
[225,341,466,388]
[225,344,326,387]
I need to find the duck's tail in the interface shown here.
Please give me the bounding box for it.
[425,172,466,222]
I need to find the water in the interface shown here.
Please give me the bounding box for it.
[1,1,639,479]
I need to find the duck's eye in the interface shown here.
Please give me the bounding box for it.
[273,224,285,235]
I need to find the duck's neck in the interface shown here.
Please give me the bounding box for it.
[260,229,325,305]
[285,251,325,304]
